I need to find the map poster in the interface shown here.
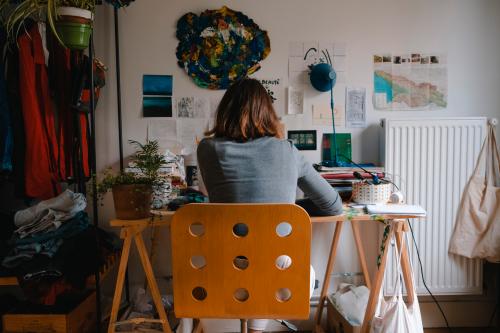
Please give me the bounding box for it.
[373,53,447,111]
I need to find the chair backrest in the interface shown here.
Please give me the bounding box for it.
[171,203,311,319]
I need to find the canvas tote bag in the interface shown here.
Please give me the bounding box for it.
[449,124,500,263]
[370,235,424,333]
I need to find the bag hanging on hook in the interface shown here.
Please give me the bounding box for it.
[449,123,500,263]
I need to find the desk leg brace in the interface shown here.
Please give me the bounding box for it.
[135,232,171,333]
[351,221,372,290]
[314,221,343,333]
[108,231,132,333]
[108,226,172,333]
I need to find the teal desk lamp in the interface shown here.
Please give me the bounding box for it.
[308,49,339,166]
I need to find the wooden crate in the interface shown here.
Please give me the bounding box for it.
[3,291,96,333]
[326,296,361,333]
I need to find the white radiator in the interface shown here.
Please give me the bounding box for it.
[381,117,487,295]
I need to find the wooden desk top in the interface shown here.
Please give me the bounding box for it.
[109,205,425,228]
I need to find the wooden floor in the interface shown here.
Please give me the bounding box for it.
[294,329,497,333]
[424,329,497,333]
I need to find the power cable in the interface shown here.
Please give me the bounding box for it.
[408,220,453,333]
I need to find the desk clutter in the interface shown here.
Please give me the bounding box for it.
[315,165,389,203]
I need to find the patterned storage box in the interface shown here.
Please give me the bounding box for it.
[352,182,391,204]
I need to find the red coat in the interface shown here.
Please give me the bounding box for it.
[18,25,60,199]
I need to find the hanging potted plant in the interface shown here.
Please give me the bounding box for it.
[96,140,166,220]
[48,0,96,50]
[1,0,95,50]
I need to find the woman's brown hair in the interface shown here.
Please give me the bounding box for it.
[205,78,282,141]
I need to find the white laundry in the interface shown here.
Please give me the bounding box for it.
[14,190,87,236]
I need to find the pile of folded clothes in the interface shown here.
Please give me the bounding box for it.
[2,190,88,268]
[0,190,120,305]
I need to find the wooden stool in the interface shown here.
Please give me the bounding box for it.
[108,217,172,333]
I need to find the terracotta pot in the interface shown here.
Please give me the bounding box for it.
[112,184,152,220]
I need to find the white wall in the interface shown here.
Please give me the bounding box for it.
[93,0,500,329]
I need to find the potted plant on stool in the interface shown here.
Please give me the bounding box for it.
[96,140,165,220]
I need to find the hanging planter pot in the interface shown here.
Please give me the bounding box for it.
[55,6,93,50]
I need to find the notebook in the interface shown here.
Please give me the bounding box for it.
[366,204,426,216]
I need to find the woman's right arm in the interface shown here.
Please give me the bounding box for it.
[293,145,343,216]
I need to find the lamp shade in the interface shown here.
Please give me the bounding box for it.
[309,63,337,92]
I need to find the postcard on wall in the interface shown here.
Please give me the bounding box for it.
[176,96,210,118]
[147,119,184,153]
[142,74,173,96]
[288,130,317,150]
[143,96,172,117]
[176,118,207,155]
[287,86,304,115]
[148,119,177,142]
[194,97,210,118]
[312,104,345,128]
[345,87,366,128]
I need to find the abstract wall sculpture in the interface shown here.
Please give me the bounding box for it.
[176,6,271,89]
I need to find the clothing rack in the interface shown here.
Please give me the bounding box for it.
[112,5,131,305]
[87,6,129,331]
[88,33,102,333]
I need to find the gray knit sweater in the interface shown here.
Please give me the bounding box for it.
[197,136,343,216]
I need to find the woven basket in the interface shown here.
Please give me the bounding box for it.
[352,182,391,204]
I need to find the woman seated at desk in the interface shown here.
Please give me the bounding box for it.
[197,78,343,332]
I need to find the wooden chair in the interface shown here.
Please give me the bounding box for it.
[171,203,312,333]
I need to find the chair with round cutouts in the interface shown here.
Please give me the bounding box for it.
[171,203,312,333]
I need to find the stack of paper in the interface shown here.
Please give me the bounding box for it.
[366,204,426,216]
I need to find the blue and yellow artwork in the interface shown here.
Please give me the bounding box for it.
[176,6,271,90]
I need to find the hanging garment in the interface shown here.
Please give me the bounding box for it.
[370,235,423,333]
[0,57,13,172]
[4,25,27,197]
[449,124,500,263]
[18,24,60,199]
[0,28,13,172]
[49,40,92,182]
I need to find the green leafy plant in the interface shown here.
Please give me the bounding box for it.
[128,140,165,181]
[94,140,166,200]
[1,0,96,45]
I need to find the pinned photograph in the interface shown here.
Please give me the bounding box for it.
[373,55,383,63]
[430,55,440,64]
[411,53,421,63]
[143,97,172,117]
[382,54,392,63]
[288,130,317,150]
[177,97,194,118]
